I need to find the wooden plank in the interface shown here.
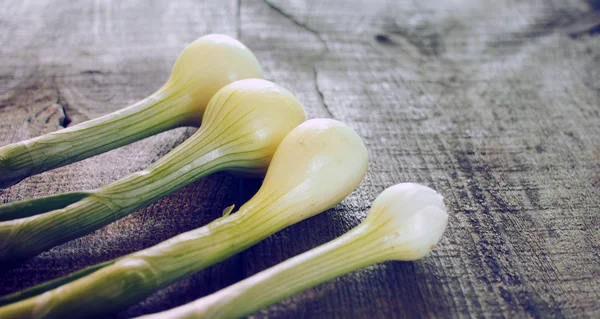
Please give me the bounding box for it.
[241,0,600,318]
[0,0,599,318]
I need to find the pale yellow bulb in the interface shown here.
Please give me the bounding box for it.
[237,118,369,226]
[364,183,449,260]
[160,34,265,125]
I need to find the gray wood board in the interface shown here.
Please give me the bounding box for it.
[0,0,599,318]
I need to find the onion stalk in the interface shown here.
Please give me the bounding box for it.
[0,78,306,268]
[137,183,448,319]
[0,34,264,188]
[0,118,369,319]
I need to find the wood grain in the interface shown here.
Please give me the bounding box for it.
[1,0,599,318]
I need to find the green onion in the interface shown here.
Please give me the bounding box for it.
[0,118,369,319]
[0,34,263,188]
[136,183,448,319]
[0,79,306,268]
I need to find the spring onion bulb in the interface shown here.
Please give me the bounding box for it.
[135,183,448,319]
[0,118,369,319]
[0,79,306,268]
[0,34,264,188]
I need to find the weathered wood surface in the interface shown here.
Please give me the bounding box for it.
[1,0,599,317]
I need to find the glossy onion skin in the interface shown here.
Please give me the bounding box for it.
[161,34,265,125]
[234,118,369,226]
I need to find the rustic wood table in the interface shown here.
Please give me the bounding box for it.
[1,0,599,318]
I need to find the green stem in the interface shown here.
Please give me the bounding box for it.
[0,258,118,306]
[0,125,225,268]
[137,224,389,319]
[0,191,90,222]
[0,205,284,319]
[0,89,196,188]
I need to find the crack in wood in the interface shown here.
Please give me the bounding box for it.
[489,9,600,51]
[262,0,323,44]
[567,12,600,38]
[55,88,71,128]
[381,19,446,57]
[312,65,332,118]
[262,0,333,118]
[80,70,105,75]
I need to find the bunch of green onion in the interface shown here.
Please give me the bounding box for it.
[0,118,369,318]
[0,34,449,319]
[0,77,307,267]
